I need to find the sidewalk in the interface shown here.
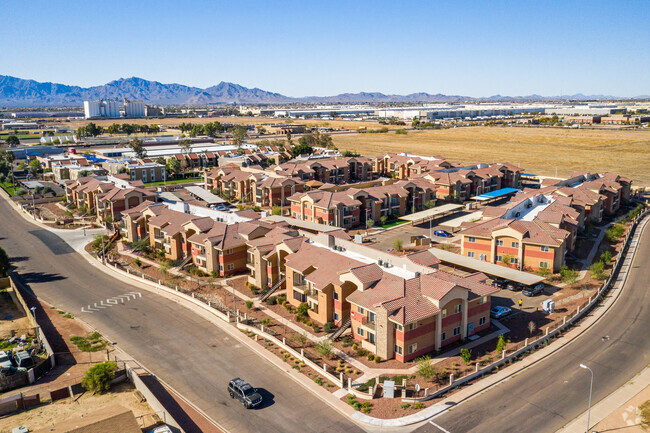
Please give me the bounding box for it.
[557,367,650,433]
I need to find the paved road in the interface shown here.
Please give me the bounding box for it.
[0,197,364,433]
[415,218,650,433]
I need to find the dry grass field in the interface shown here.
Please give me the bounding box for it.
[331,127,650,186]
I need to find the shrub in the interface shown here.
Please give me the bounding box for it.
[560,266,579,285]
[589,261,606,280]
[496,334,507,353]
[133,258,142,267]
[315,339,333,358]
[324,322,335,333]
[367,353,375,361]
[414,402,425,409]
[605,224,625,242]
[210,270,218,278]
[460,348,472,365]
[290,332,308,347]
[314,376,323,385]
[357,348,368,357]
[297,302,309,316]
[81,361,118,394]
[374,356,381,363]
[400,403,411,409]
[600,250,612,265]
[393,238,403,251]
[266,296,277,306]
[416,355,436,380]
[129,239,150,253]
[261,317,271,326]
[395,129,407,135]
[352,343,358,350]
[312,325,321,333]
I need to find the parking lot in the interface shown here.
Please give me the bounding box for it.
[490,280,555,314]
[366,219,463,251]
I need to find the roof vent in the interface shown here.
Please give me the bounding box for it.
[415,272,421,277]
[378,259,383,266]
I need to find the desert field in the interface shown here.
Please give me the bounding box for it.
[331,127,650,186]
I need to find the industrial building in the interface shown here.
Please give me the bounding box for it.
[124,99,145,118]
[84,100,121,119]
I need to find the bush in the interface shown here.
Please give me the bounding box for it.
[560,266,579,285]
[416,355,436,380]
[605,224,625,242]
[82,361,118,394]
[290,332,308,347]
[367,353,375,361]
[133,258,142,267]
[357,347,368,357]
[460,348,472,365]
[352,343,358,350]
[414,402,425,409]
[245,300,254,309]
[496,334,507,353]
[297,302,309,316]
[395,129,408,135]
[261,318,271,326]
[315,339,333,358]
[210,270,218,278]
[589,261,606,280]
[266,296,277,306]
[374,356,381,363]
[324,322,335,333]
[314,376,323,385]
[600,250,612,265]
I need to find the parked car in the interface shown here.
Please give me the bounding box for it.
[490,306,512,319]
[0,351,12,369]
[523,283,545,297]
[433,230,452,238]
[506,282,524,291]
[228,378,262,409]
[13,351,33,368]
[216,205,228,211]
[491,279,507,289]
[147,426,173,433]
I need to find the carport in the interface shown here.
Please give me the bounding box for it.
[471,187,520,205]
[399,203,464,225]
[428,247,545,286]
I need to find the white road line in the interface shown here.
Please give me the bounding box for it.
[93,302,106,309]
[429,421,451,433]
[106,298,118,305]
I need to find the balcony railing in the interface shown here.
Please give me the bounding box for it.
[293,283,308,294]
[307,290,319,304]
[361,316,376,331]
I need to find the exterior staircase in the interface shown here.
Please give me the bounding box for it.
[329,317,351,341]
[259,276,286,302]
[175,255,193,271]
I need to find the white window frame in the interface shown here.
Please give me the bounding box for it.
[356,327,364,337]
[453,326,461,336]
[357,306,365,314]
[333,312,339,322]
[479,316,486,326]
[394,344,403,355]
[408,322,417,331]
[540,245,550,252]
[496,239,503,246]
[512,241,519,248]
[540,261,549,268]
[408,343,418,354]
[454,304,462,314]
[442,309,447,318]
[496,255,503,262]
[479,253,487,261]
[468,236,476,243]
[227,263,234,271]
[468,251,475,258]
[394,323,403,331]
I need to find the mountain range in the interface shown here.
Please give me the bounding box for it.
[0,75,647,107]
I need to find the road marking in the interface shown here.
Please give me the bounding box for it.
[81,292,143,313]
[429,421,451,433]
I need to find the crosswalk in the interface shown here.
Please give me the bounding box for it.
[81,291,142,313]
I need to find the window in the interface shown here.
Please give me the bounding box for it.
[227,263,234,271]
[496,255,503,262]
[511,258,519,264]
[226,248,233,254]
[496,240,504,246]
[479,253,487,261]
[453,326,461,336]
[333,291,339,300]
[442,309,447,318]
[441,332,446,341]
[333,312,339,322]
[356,327,364,337]
[267,277,272,285]
[479,316,486,326]
[408,343,418,354]
[511,241,519,248]
[394,344,403,355]
[408,322,417,331]
[468,251,475,258]
[394,323,403,331]
[219,265,224,271]
[480,296,487,304]
[540,261,549,268]
[357,306,365,314]
[468,236,476,243]
[368,333,375,344]
[368,312,376,323]
[541,245,550,252]
[454,304,462,314]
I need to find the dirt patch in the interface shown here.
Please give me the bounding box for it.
[0,288,32,338]
[0,382,154,433]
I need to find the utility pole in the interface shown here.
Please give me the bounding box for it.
[579,364,594,433]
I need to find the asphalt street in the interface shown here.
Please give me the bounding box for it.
[415,218,650,433]
[0,197,365,433]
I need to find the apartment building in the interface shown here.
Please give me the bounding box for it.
[205,166,263,201]
[65,175,156,222]
[252,176,304,207]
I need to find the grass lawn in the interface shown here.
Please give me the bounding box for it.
[0,134,39,140]
[145,177,202,187]
[331,126,650,186]
[381,220,409,229]
[0,181,16,196]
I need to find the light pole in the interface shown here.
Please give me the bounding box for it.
[579,363,594,433]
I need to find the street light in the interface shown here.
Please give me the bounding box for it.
[579,364,594,433]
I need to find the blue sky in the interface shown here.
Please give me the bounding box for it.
[1,0,648,97]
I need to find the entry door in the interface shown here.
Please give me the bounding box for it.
[467,321,474,335]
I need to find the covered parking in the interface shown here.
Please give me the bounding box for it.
[472,187,520,205]
[399,203,464,225]
[428,247,545,286]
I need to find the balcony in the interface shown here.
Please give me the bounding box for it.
[307,290,319,304]
[360,316,376,331]
[246,261,255,270]
[293,283,308,294]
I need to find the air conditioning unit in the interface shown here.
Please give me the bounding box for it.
[527,203,533,208]
[415,272,421,277]
[378,259,383,266]
[515,212,521,217]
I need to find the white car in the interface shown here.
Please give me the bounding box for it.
[0,351,12,368]
[490,306,512,319]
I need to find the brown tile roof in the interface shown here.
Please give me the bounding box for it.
[406,250,441,268]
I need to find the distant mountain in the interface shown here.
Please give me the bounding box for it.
[0,75,646,107]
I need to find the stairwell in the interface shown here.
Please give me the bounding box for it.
[329,317,351,341]
[259,276,286,302]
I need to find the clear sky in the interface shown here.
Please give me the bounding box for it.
[1,0,648,97]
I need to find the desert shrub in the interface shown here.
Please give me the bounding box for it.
[315,339,333,358]
[416,355,436,380]
[133,258,142,267]
[324,322,335,333]
[261,318,271,326]
[496,334,507,353]
[297,302,309,316]
[589,261,606,280]
[245,300,254,309]
[82,361,118,394]
[374,356,381,363]
[367,353,375,361]
[460,348,472,365]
